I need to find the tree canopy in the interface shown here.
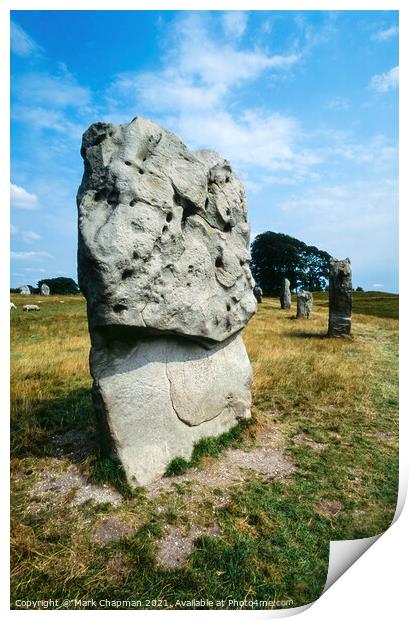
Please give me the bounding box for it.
[37,277,80,295]
[250,232,332,296]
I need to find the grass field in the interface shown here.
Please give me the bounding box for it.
[10,291,398,610]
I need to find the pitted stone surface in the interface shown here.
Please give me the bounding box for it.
[78,117,255,487]
[77,117,256,346]
[40,283,50,296]
[19,285,31,295]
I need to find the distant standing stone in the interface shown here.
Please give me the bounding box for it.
[296,290,313,319]
[19,285,31,295]
[254,286,263,303]
[280,278,291,309]
[40,283,50,296]
[327,258,352,338]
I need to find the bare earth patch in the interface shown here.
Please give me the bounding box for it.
[30,463,123,510]
[157,524,221,568]
[317,500,343,517]
[92,516,135,544]
[292,433,326,451]
[105,554,132,583]
[148,429,294,499]
[370,432,398,442]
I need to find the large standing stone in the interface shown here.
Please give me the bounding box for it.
[296,290,313,319]
[40,283,50,296]
[280,278,291,309]
[327,258,352,338]
[77,116,257,486]
[19,285,31,295]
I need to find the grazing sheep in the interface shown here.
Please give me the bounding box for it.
[23,304,40,312]
[10,302,17,310]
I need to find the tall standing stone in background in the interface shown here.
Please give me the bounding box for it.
[19,285,30,295]
[296,290,313,319]
[77,116,257,487]
[280,278,291,309]
[253,286,263,303]
[327,258,352,338]
[40,283,50,296]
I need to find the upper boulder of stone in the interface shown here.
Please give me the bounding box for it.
[77,117,256,345]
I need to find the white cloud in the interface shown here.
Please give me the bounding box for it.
[372,26,398,42]
[11,251,52,260]
[222,11,248,38]
[111,13,299,115]
[277,178,398,267]
[14,71,91,109]
[22,267,46,273]
[22,230,42,243]
[11,21,41,56]
[370,66,399,93]
[372,283,385,288]
[10,183,39,210]
[171,109,320,179]
[326,96,350,111]
[10,224,41,243]
[11,105,84,138]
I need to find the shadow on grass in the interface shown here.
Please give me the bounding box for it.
[11,387,96,459]
[286,331,327,339]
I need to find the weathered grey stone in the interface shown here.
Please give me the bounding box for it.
[77,117,255,486]
[77,117,256,346]
[280,278,291,309]
[19,285,30,295]
[40,283,50,296]
[296,290,313,319]
[91,332,252,486]
[253,286,263,303]
[327,258,352,338]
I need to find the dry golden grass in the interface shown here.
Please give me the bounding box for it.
[10,291,398,609]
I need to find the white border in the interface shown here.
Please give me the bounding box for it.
[2,1,406,617]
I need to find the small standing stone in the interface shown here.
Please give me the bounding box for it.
[19,285,31,295]
[280,278,291,309]
[253,286,263,303]
[40,283,50,296]
[327,258,352,338]
[296,290,313,319]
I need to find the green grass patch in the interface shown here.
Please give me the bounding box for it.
[164,418,253,476]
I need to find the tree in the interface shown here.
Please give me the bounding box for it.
[37,277,80,295]
[356,286,364,292]
[250,232,332,296]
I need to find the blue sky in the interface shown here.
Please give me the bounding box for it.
[10,10,399,291]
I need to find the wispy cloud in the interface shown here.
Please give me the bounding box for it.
[110,13,299,116]
[11,251,52,260]
[372,26,398,42]
[372,283,385,288]
[370,66,399,93]
[14,70,91,109]
[11,20,42,56]
[326,96,350,111]
[10,183,39,210]
[222,11,248,38]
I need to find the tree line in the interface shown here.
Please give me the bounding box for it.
[250,231,332,296]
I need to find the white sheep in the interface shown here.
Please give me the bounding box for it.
[23,304,40,312]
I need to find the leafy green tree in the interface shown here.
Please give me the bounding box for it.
[250,232,332,296]
[37,277,80,295]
